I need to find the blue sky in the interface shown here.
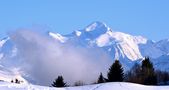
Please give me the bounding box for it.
[0,0,169,41]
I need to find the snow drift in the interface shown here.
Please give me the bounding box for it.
[0,82,169,90]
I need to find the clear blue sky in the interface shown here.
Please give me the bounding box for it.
[0,0,169,41]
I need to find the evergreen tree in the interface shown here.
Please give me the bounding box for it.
[156,71,169,85]
[142,57,153,71]
[162,71,169,85]
[141,57,157,85]
[126,63,142,84]
[107,60,124,82]
[52,76,67,87]
[11,80,14,83]
[15,79,20,84]
[74,81,85,86]
[126,57,169,85]
[97,73,105,83]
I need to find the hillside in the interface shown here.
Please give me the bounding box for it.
[0,82,169,90]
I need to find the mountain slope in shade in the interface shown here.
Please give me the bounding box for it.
[152,54,169,71]
[0,37,10,60]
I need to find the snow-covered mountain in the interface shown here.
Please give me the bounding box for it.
[48,22,169,60]
[48,21,169,70]
[49,22,147,61]
[1,21,169,68]
[0,21,169,84]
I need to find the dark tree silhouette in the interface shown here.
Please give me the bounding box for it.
[52,76,67,87]
[126,63,143,84]
[97,73,105,83]
[162,71,169,85]
[107,60,124,82]
[141,57,157,85]
[74,81,85,86]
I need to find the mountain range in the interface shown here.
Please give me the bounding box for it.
[48,21,169,70]
[0,21,169,84]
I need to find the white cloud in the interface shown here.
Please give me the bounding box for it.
[9,30,112,86]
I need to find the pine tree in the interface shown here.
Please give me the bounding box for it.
[142,57,153,71]
[141,57,157,85]
[162,71,169,85]
[52,76,67,87]
[126,63,142,84]
[107,60,124,82]
[97,73,105,83]
[15,79,20,84]
[74,81,84,86]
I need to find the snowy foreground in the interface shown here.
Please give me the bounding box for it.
[0,82,169,90]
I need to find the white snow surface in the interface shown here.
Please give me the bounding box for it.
[106,31,146,60]
[0,66,27,84]
[0,37,9,48]
[85,22,99,32]
[0,82,169,90]
[48,32,67,43]
[75,30,82,36]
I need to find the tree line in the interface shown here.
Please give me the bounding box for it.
[51,57,169,87]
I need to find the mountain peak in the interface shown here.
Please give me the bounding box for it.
[91,21,106,26]
[85,21,110,32]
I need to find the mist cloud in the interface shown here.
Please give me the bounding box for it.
[9,30,112,86]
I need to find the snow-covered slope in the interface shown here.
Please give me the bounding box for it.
[0,37,10,60]
[0,65,27,84]
[48,32,68,43]
[0,82,169,90]
[49,22,148,61]
[0,37,9,48]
